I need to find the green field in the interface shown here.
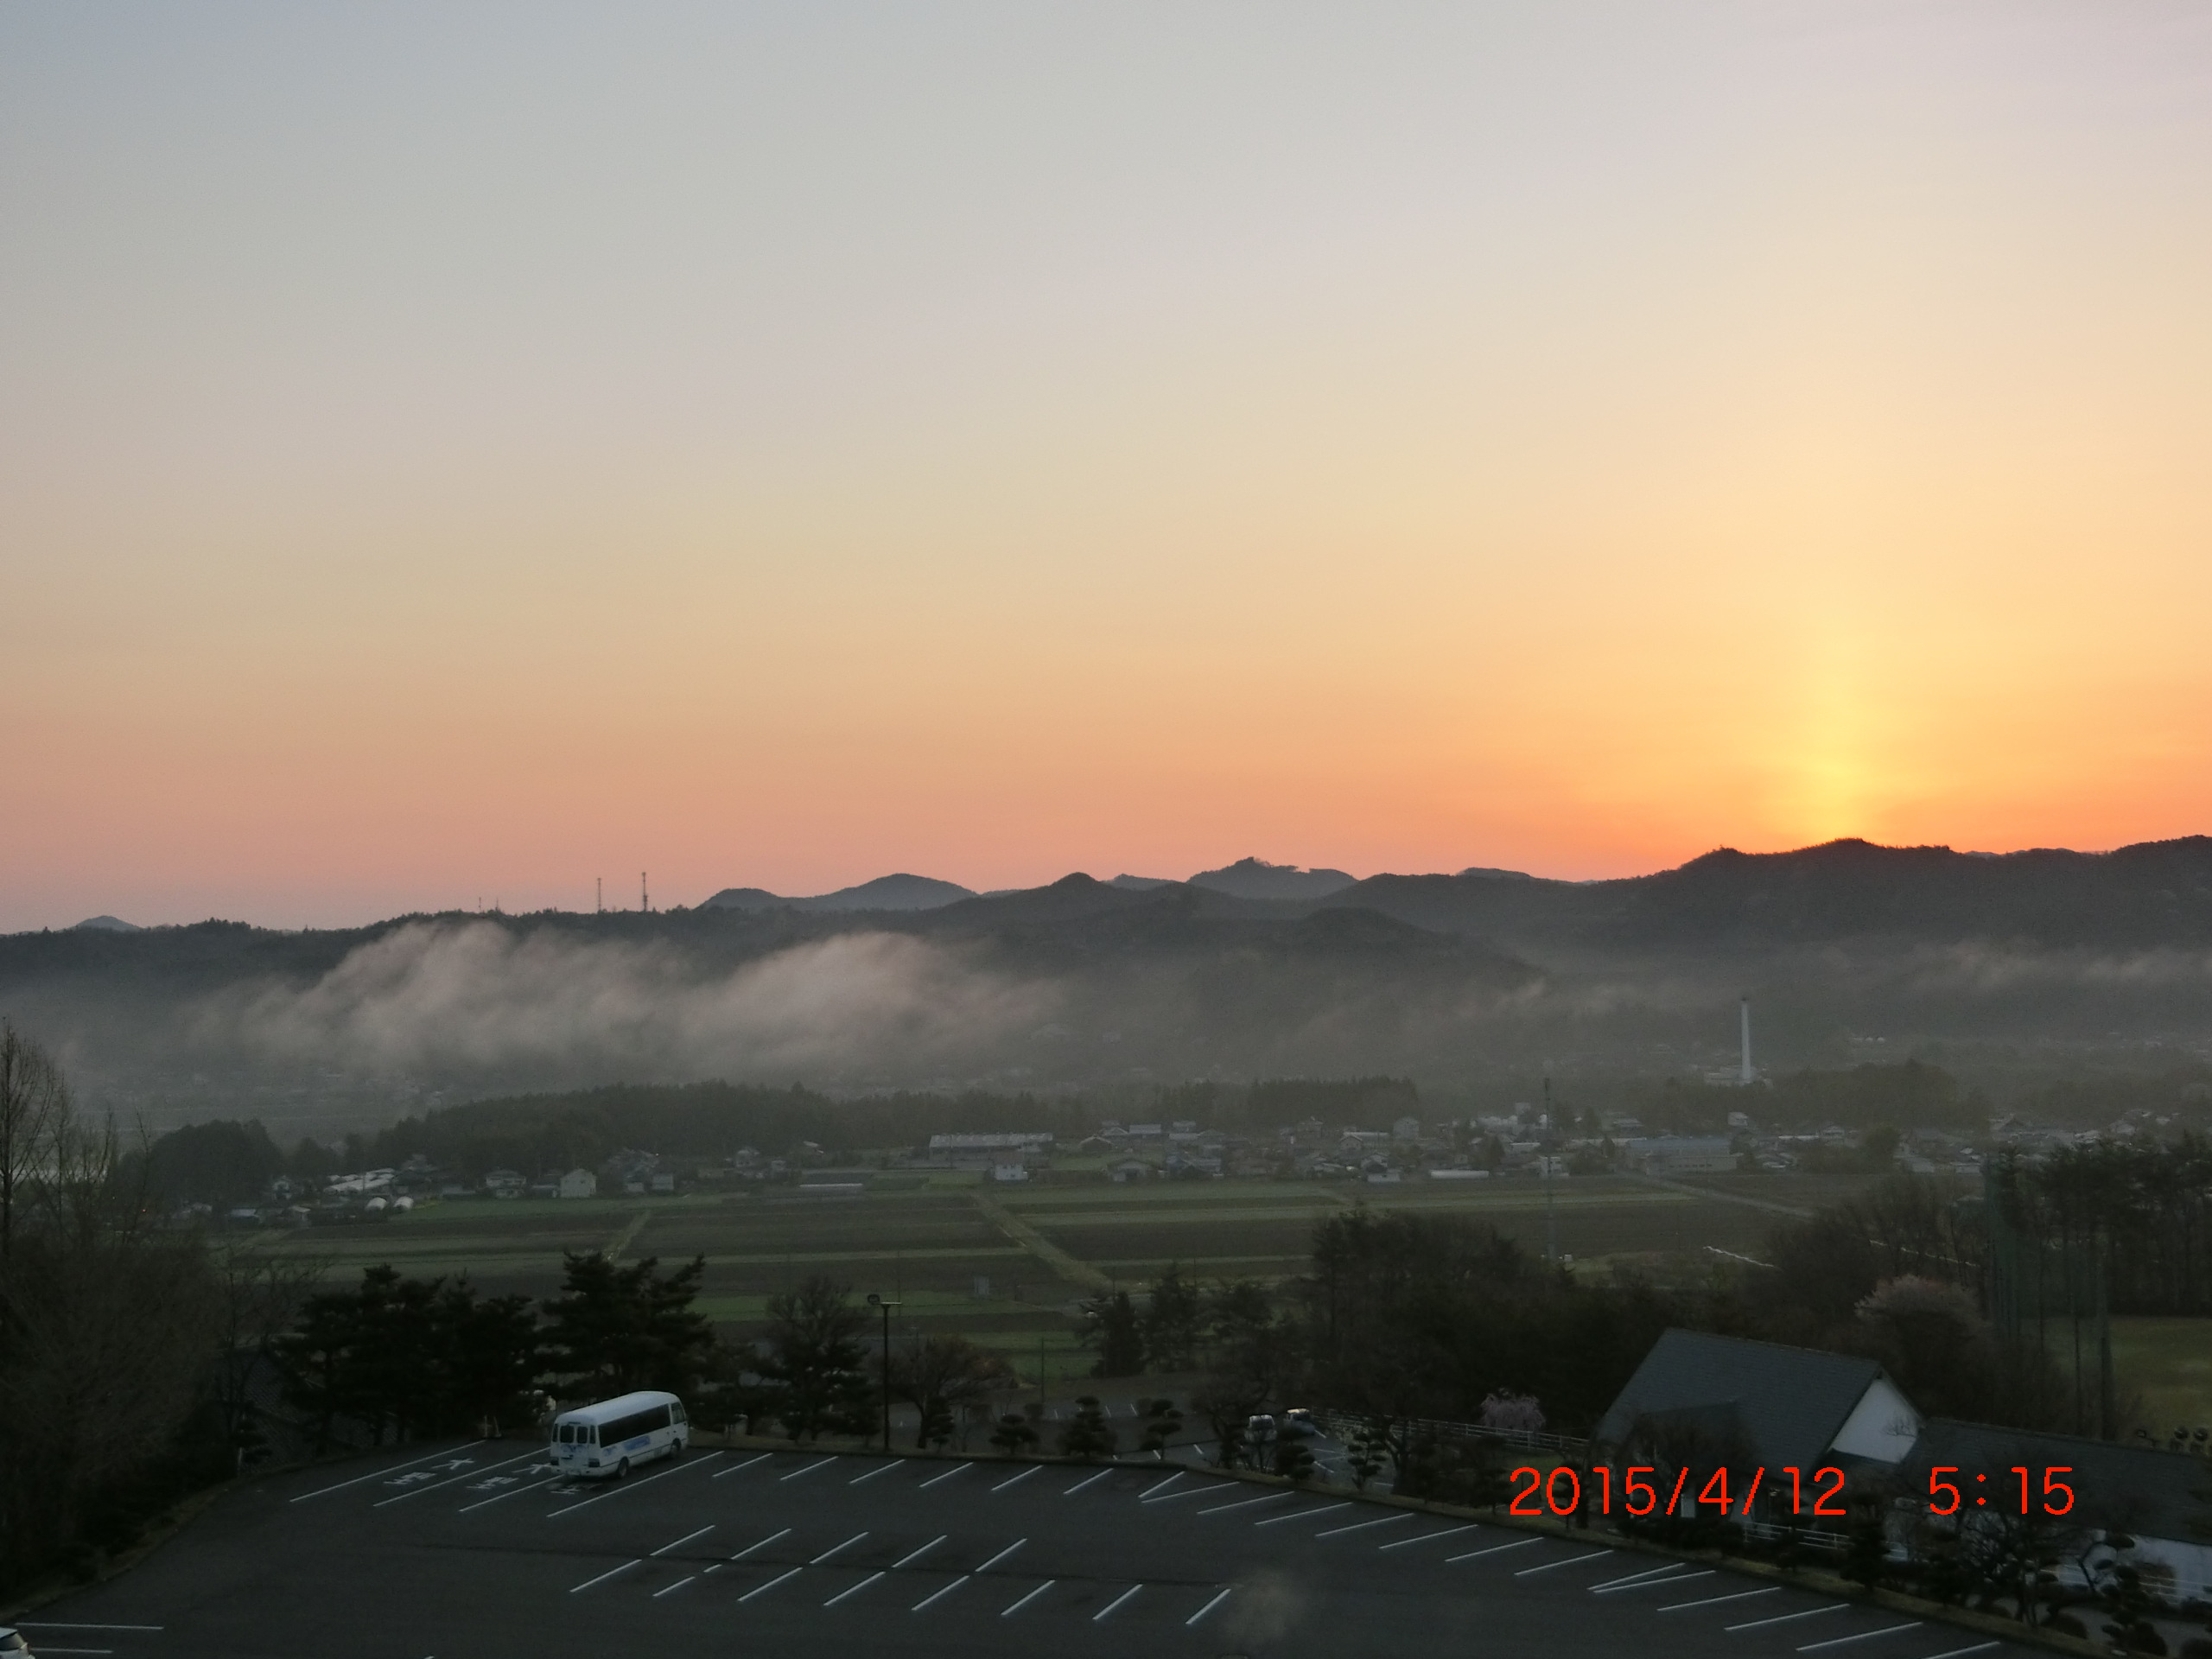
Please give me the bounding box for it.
[2108,1317,2212,1440]
[242,1171,1836,1380]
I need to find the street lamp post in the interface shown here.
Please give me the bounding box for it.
[865,1292,901,1452]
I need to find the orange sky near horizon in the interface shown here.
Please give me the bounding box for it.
[5,3,2211,930]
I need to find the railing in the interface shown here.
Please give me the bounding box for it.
[1317,1408,1590,1456]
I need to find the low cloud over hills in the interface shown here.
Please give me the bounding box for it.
[10,836,2212,1117]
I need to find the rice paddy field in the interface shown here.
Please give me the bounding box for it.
[243,1171,1865,1382]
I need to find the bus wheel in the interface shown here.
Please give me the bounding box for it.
[616,1458,631,1479]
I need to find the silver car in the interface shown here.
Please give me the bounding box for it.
[0,1627,35,1654]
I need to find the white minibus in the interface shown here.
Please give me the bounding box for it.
[550,1390,690,1479]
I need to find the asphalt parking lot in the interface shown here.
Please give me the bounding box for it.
[21,1444,2037,1659]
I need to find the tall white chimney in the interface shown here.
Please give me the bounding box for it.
[1739,996,1753,1085]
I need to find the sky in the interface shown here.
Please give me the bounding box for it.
[5,2,2211,931]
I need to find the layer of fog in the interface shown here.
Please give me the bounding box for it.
[194,922,1058,1085]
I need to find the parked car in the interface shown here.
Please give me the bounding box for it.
[0,1627,35,1654]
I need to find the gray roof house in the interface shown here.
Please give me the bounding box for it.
[1592,1329,1923,1476]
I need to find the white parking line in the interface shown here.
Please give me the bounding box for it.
[569,1558,643,1593]
[738,1566,804,1603]
[1257,1502,1350,1528]
[918,1463,973,1489]
[892,1535,947,1569]
[1380,1523,1479,1551]
[1600,1569,1713,1595]
[991,1465,1040,1493]
[456,1474,561,1513]
[291,1441,491,1502]
[1514,1548,1615,1576]
[652,1524,715,1556]
[849,1460,905,1486]
[912,1575,970,1611]
[1662,1586,1780,1613]
[651,1576,695,1599]
[825,1571,886,1606]
[1592,1561,1697,1592]
[810,1532,868,1564]
[1186,1586,1234,1626]
[17,1648,111,1655]
[1001,1580,1056,1616]
[545,1452,721,1516]
[713,1452,774,1480]
[1064,1468,1114,1496]
[1914,1644,1998,1659]
[1315,1513,1412,1539]
[18,1625,164,1633]
[1198,1491,1290,1516]
[728,1528,791,1560]
[1797,1624,1921,1651]
[1093,1585,1142,1622]
[975,1538,1027,1573]
[781,1457,837,1482]
[1139,1471,1185,1500]
[1727,1605,1848,1633]
[372,1447,540,1507]
[1141,1481,1225,1504]
[1448,1536,1541,1561]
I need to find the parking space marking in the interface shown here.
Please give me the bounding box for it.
[290,1441,491,1502]
[1093,1585,1142,1622]
[569,1558,643,1593]
[1915,1644,1998,1659]
[1726,1605,1848,1632]
[912,1575,971,1611]
[1662,1587,1780,1613]
[1380,1524,1478,1551]
[849,1460,904,1486]
[651,1576,695,1599]
[1139,1471,1185,1500]
[1514,1548,1615,1576]
[728,1527,791,1560]
[545,1452,721,1516]
[651,1524,715,1556]
[892,1535,948,1568]
[1064,1469,1114,1496]
[809,1532,868,1564]
[372,1447,540,1507]
[1186,1586,1234,1626]
[1797,1624,1921,1652]
[1001,1580,1056,1616]
[1141,1480,1226,1504]
[1257,1502,1349,1527]
[1198,1491,1289,1516]
[1599,1569,1713,1596]
[781,1457,837,1482]
[918,1463,973,1489]
[16,1648,111,1655]
[1592,1562,1694,1592]
[991,1465,1040,1493]
[1448,1536,1541,1561]
[713,1452,774,1480]
[1316,1513,1412,1538]
[738,1566,804,1603]
[457,1474,561,1512]
[975,1537,1027,1573]
[17,1627,163,1634]
[824,1571,886,1606]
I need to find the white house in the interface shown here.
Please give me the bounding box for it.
[557,1168,597,1199]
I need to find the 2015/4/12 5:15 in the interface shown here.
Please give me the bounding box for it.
[1926,1466,2074,1516]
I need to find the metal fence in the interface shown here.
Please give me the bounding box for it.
[1316,1408,1590,1456]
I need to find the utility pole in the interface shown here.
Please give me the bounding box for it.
[640,871,649,912]
[866,1292,900,1452]
[596,877,602,913]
